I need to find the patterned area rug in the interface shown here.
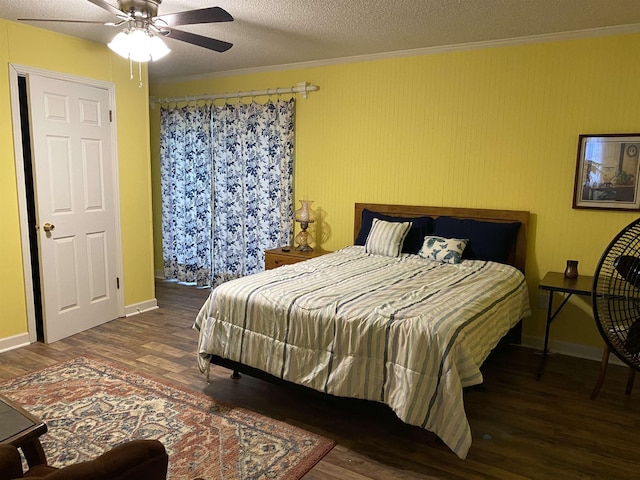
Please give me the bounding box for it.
[0,356,335,479]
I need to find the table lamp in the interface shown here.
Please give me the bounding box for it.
[294,200,316,251]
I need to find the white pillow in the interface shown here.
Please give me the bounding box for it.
[365,218,411,257]
[419,235,467,264]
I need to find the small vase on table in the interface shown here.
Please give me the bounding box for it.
[564,260,579,279]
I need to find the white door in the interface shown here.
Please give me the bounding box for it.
[28,74,120,343]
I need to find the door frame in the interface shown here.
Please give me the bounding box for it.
[9,63,125,343]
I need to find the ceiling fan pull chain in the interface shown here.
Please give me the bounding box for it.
[129,57,133,81]
[138,61,143,89]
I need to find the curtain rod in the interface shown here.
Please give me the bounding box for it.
[150,81,319,104]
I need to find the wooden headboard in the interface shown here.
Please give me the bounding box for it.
[354,203,529,272]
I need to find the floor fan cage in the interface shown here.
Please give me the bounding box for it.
[593,217,640,371]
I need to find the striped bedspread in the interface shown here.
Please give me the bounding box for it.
[194,246,530,458]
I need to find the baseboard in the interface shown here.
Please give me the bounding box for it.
[0,333,30,353]
[522,335,626,366]
[124,298,159,317]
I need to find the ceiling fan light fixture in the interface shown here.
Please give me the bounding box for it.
[107,31,132,58]
[108,28,170,62]
[148,34,171,61]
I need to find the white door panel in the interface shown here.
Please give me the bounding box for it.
[29,74,119,343]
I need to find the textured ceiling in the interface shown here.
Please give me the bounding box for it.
[3,0,640,82]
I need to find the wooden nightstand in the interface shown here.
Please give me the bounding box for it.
[264,247,331,270]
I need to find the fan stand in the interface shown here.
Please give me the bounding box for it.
[590,344,636,399]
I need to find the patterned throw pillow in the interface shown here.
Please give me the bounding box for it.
[419,236,468,264]
[365,218,412,257]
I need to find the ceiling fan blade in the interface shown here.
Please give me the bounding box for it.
[86,0,126,18]
[164,28,233,53]
[18,18,115,24]
[154,7,233,27]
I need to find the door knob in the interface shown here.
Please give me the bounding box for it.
[43,223,55,232]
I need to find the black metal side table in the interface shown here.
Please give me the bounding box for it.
[537,271,593,379]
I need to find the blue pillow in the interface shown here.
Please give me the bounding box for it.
[433,217,520,264]
[355,209,433,254]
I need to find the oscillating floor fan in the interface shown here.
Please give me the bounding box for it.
[592,218,640,383]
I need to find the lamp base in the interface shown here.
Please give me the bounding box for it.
[294,224,313,252]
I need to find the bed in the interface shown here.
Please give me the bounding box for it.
[194,203,531,458]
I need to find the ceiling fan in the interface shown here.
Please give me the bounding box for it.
[19,0,234,61]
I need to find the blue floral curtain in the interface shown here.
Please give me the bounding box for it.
[160,99,294,287]
[160,104,213,286]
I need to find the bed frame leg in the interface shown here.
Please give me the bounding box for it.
[230,370,241,379]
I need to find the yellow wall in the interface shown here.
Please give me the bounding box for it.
[150,32,640,352]
[0,20,155,341]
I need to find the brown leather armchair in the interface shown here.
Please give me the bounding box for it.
[0,439,168,480]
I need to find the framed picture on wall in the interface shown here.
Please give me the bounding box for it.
[573,133,640,210]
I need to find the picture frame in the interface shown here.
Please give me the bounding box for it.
[573,133,640,211]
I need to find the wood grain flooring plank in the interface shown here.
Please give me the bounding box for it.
[0,279,639,479]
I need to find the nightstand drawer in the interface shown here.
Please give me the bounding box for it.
[265,255,299,270]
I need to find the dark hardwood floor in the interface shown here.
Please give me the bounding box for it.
[1,279,639,479]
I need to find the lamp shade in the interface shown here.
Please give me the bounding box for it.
[294,200,316,223]
[108,29,170,62]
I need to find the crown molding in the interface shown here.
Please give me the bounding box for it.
[152,23,640,85]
